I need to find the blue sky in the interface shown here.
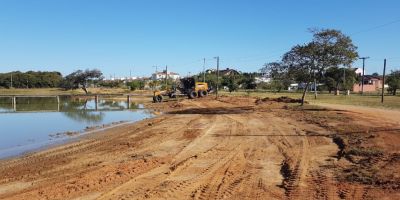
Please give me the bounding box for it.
[0,0,399,78]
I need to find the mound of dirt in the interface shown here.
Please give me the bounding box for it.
[255,96,306,104]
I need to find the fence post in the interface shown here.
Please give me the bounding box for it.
[13,96,16,111]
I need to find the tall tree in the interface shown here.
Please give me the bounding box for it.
[282,29,358,105]
[61,69,103,94]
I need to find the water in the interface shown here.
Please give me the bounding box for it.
[0,96,153,159]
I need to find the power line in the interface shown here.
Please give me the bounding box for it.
[351,18,400,36]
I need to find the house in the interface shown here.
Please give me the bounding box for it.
[151,70,180,80]
[353,75,384,92]
[219,68,240,76]
[206,68,240,76]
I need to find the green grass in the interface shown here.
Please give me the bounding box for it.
[220,90,400,110]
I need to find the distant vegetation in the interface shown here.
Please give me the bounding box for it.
[0,71,63,88]
[194,72,258,92]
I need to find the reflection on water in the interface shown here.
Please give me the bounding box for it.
[0,96,152,159]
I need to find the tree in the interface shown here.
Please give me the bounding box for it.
[196,72,218,91]
[221,75,239,92]
[282,29,358,105]
[61,69,103,94]
[239,73,257,90]
[261,62,291,92]
[324,67,358,93]
[98,80,124,88]
[127,80,145,91]
[387,70,400,95]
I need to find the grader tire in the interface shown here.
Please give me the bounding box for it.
[188,91,198,99]
[153,95,163,103]
[169,93,176,98]
[157,95,163,102]
[198,90,207,97]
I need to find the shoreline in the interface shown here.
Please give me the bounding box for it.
[0,101,157,160]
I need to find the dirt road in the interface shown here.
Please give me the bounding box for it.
[0,96,399,199]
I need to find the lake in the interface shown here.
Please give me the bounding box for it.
[0,96,153,159]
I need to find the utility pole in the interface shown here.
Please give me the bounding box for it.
[165,65,168,89]
[381,59,386,103]
[314,69,317,99]
[152,65,158,80]
[343,67,346,89]
[214,56,220,99]
[152,66,159,89]
[203,58,206,82]
[359,57,370,95]
[10,73,13,88]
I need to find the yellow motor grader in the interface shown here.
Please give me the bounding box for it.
[153,77,211,103]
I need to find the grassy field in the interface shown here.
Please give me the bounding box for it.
[220,90,400,110]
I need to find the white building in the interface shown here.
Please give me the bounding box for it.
[151,70,180,80]
[255,76,271,84]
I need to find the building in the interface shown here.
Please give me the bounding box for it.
[151,70,180,81]
[254,76,271,84]
[353,75,386,93]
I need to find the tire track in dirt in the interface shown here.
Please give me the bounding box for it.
[206,113,285,199]
[98,112,254,200]
[96,114,223,200]
[253,111,341,200]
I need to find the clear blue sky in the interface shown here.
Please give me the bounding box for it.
[0,0,399,78]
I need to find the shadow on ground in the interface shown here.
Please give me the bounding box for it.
[167,106,254,115]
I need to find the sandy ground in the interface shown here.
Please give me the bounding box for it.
[0,96,399,200]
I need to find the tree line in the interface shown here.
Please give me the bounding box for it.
[0,69,103,94]
[0,71,63,88]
